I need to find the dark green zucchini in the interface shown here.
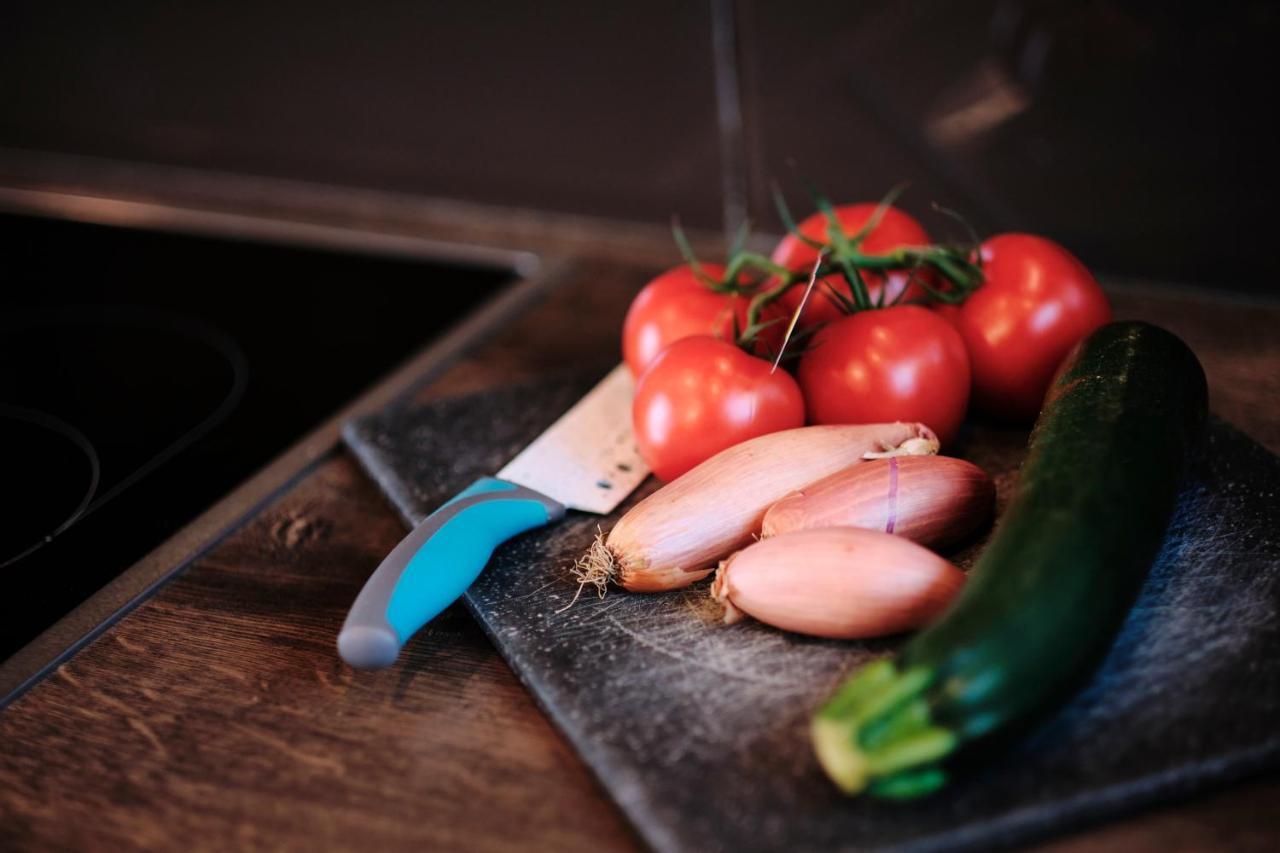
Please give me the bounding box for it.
[812,321,1208,798]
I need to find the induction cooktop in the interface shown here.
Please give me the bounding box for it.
[0,211,514,665]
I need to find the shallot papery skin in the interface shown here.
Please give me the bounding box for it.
[711,527,965,639]
[761,456,994,548]
[582,422,939,593]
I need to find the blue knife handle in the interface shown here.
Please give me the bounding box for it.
[337,477,564,669]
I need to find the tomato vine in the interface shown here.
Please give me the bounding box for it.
[671,186,985,358]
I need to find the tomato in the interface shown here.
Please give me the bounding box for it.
[797,305,970,446]
[946,233,1112,421]
[633,336,805,481]
[772,204,934,327]
[622,264,786,378]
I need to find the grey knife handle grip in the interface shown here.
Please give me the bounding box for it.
[337,476,564,669]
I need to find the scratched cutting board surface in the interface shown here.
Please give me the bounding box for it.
[343,367,1280,853]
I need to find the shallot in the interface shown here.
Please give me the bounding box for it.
[711,527,965,639]
[573,422,938,594]
[762,455,994,548]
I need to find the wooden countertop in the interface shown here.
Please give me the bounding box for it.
[1,197,1278,850]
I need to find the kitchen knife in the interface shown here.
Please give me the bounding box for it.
[338,364,648,669]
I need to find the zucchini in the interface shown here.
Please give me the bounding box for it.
[812,321,1208,798]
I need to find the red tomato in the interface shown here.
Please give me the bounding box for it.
[622,264,786,377]
[772,204,934,327]
[797,305,970,446]
[633,336,805,481]
[947,234,1112,421]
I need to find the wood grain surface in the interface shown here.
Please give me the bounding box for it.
[1,252,1278,851]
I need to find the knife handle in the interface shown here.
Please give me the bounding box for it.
[337,477,565,669]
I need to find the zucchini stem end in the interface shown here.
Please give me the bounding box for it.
[811,660,958,798]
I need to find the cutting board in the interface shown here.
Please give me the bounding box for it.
[343,367,1280,852]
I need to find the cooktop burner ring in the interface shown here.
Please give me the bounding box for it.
[0,404,101,568]
[1,306,249,567]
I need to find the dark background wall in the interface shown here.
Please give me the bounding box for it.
[1,2,726,226]
[746,1,1280,290]
[3,1,1277,291]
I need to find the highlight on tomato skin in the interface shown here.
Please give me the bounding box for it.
[944,233,1112,421]
[771,203,936,328]
[632,335,805,482]
[621,264,786,378]
[796,305,971,447]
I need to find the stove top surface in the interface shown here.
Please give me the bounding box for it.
[0,212,512,661]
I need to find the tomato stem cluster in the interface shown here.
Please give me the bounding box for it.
[673,186,985,358]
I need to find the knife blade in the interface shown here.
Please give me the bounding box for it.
[338,364,647,669]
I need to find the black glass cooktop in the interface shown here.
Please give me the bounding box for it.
[0,212,512,662]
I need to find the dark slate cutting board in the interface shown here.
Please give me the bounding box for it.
[343,368,1280,852]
